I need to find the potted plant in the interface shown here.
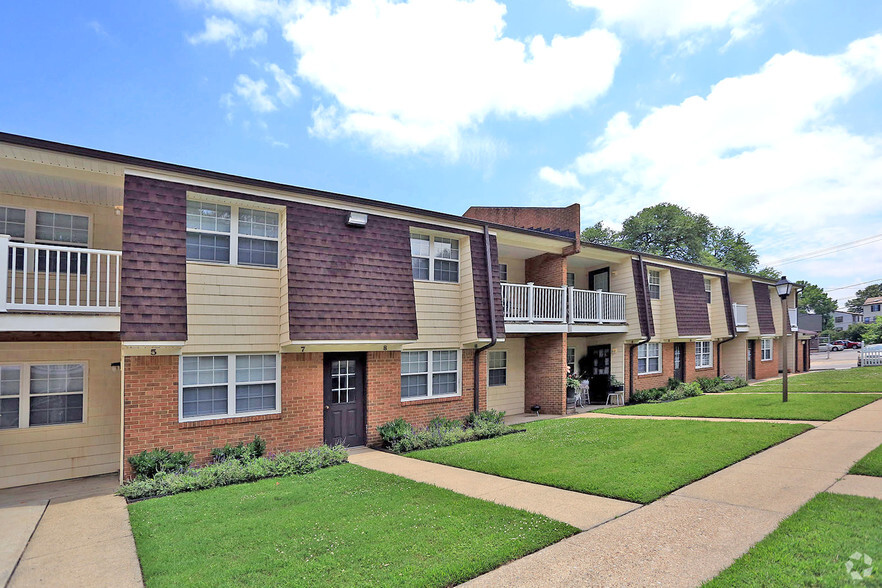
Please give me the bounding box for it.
[609,375,624,392]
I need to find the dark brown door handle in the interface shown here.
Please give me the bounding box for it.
[325,405,330,410]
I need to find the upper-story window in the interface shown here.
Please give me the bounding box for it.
[499,263,508,282]
[648,270,661,299]
[835,316,843,323]
[567,272,575,287]
[704,278,712,303]
[872,304,881,312]
[186,199,279,268]
[410,233,459,283]
[1,206,90,272]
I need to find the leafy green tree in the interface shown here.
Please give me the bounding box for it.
[843,323,868,342]
[796,280,837,326]
[847,284,882,314]
[700,227,759,273]
[580,221,623,247]
[864,317,882,345]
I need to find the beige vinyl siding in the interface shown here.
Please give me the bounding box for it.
[0,342,121,489]
[278,229,290,345]
[730,279,760,337]
[459,238,479,343]
[720,336,747,380]
[497,257,525,284]
[184,263,284,353]
[651,267,677,340]
[407,281,463,349]
[486,339,525,415]
[612,260,643,341]
[708,277,729,338]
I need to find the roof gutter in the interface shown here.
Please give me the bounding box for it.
[629,254,653,398]
[717,271,738,377]
[474,225,499,413]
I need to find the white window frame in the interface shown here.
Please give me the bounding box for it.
[567,272,575,287]
[648,270,661,300]
[0,362,88,430]
[567,347,576,375]
[499,263,508,282]
[0,206,93,248]
[761,339,773,362]
[637,343,662,375]
[178,353,282,423]
[695,341,713,369]
[488,350,507,387]
[186,196,282,269]
[410,233,460,283]
[400,349,462,401]
[704,278,712,304]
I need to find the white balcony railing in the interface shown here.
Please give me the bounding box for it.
[501,283,626,325]
[1,236,121,313]
[501,282,567,323]
[733,303,748,328]
[570,288,626,323]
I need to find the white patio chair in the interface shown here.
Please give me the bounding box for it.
[605,389,625,406]
[579,381,591,406]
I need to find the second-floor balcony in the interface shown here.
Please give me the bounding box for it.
[1,236,121,331]
[733,303,749,332]
[502,282,626,334]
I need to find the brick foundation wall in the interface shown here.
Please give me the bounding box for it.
[364,350,486,446]
[123,353,323,478]
[525,334,567,415]
[525,253,567,287]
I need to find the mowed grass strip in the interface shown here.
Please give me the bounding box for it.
[851,443,882,477]
[128,464,577,588]
[745,366,882,393]
[705,493,882,587]
[408,418,810,504]
[598,393,880,421]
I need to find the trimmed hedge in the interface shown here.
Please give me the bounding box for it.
[631,381,704,404]
[695,376,748,393]
[118,445,348,500]
[378,410,514,453]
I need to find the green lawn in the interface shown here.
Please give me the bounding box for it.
[598,393,880,421]
[706,493,882,587]
[851,443,882,477]
[128,464,576,588]
[408,418,810,504]
[746,367,882,393]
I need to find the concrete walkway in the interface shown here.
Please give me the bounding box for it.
[464,398,882,587]
[829,474,882,500]
[0,474,142,588]
[348,448,639,530]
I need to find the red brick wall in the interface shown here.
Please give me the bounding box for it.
[463,204,580,240]
[123,353,323,478]
[525,253,568,287]
[629,342,718,392]
[364,350,486,446]
[755,338,780,380]
[525,333,567,414]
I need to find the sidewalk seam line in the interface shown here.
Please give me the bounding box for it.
[5,499,49,588]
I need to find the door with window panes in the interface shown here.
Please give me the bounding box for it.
[323,353,366,446]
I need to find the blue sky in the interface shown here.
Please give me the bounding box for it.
[2,0,881,307]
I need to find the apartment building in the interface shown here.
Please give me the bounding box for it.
[863,297,882,323]
[833,310,863,327]
[0,133,806,489]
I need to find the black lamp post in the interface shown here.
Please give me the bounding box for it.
[775,276,795,402]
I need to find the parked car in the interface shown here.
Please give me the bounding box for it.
[846,340,863,349]
[819,342,843,352]
[831,340,848,351]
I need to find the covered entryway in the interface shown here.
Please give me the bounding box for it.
[323,353,366,446]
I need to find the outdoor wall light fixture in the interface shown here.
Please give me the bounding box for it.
[775,275,796,403]
[110,361,121,372]
[346,212,368,227]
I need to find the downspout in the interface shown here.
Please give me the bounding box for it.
[629,254,652,398]
[717,271,738,377]
[474,225,498,413]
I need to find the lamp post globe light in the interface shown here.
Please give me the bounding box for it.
[775,276,795,403]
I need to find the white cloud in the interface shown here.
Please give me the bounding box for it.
[539,166,583,190]
[198,0,303,22]
[188,16,267,51]
[284,0,620,157]
[234,74,277,112]
[558,35,882,270]
[265,63,300,105]
[569,0,772,43]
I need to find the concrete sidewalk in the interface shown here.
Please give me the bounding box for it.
[0,474,142,588]
[348,448,640,530]
[829,474,882,500]
[464,398,882,587]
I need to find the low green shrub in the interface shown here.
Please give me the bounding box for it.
[631,381,704,404]
[210,435,267,463]
[630,387,666,404]
[118,444,348,500]
[379,410,513,453]
[127,448,194,480]
[695,376,749,393]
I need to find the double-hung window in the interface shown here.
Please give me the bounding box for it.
[488,350,507,387]
[400,350,460,400]
[567,272,575,287]
[180,354,280,421]
[704,278,712,304]
[186,199,280,268]
[761,339,773,361]
[648,270,660,299]
[637,343,661,375]
[410,233,459,283]
[1,206,90,272]
[695,341,712,368]
[567,348,576,375]
[499,263,508,282]
[0,363,86,429]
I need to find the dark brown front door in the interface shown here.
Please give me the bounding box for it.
[323,353,366,447]
[673,343,686,383]
[747,340,756,380]
[587,345,611,403]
